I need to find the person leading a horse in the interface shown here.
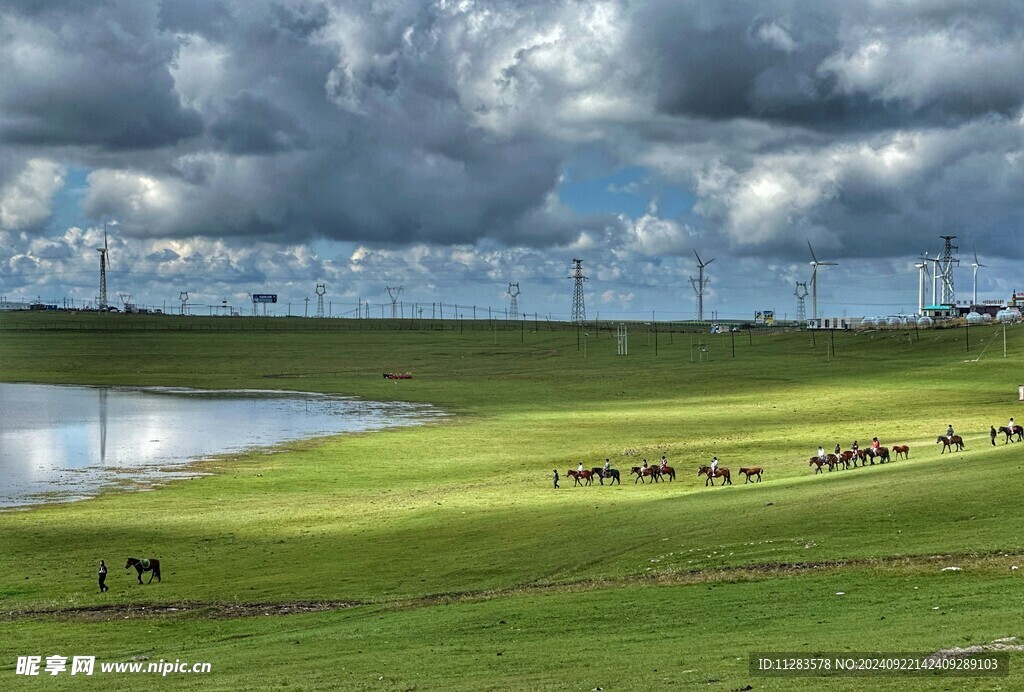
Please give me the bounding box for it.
[553,469,559,489]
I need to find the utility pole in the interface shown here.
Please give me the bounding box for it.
[315,283,326,318]
[386,286,403,319]
[569,259,587,324]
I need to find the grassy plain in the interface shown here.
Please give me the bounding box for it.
[1,314,1023,690]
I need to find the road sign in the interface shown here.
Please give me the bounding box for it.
[252,294,277,303]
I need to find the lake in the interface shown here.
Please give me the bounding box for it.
[0,383,443,509]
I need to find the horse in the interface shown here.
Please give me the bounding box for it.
[825,453,842,469]
[999,425,1024,443]
[809,457,826,474]
[866,446,890,464]
[936,435,964,454]
[891,444,910,460]
[630,466,659,484]
[839,450,856,467]
[738,467,763,483]
[567,469,595,486]
[656,465,676,482]
[698,465,731,486]
[125,557,161,584]
[590,467,620,485]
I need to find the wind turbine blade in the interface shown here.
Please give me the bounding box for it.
[705,257,715,265]
[807,240,818,263]
[693,249,703,266]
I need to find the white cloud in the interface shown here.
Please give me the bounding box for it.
[0,159,66,230]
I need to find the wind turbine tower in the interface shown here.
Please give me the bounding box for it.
[937,235,959,305]
[794,282,809,323]
[315,283,326,318]
[807,241,837,321]
[507,282,520,319]
[568,259,587,324]
[386,286,403,319]
[915,254,930,314]
[971,249,986,306]
[689,250,715,321]
[97,222,113,310]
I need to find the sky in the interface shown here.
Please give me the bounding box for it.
[1,0,1022,321]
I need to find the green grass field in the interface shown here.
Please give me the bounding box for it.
[1,314,1022,690]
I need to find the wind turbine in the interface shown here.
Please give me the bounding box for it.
[971,248,987,307]
[807,241,837,321]
[690,250,715,321]
[915,253,930,314]
[97,222,114,311]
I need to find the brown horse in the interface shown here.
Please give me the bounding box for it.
[567,469,596,486]
[125,557,161,584]
[738,467,763,483]
[866,446,890,464]
[656,465,676,482]
[839,450,857,467]
[698,465,731,486]
[809,457,826,474]
[630,466,660,484]
[936,435,964,454]
[891,444,910,460]
[590,467,620,485]
[998,425,1024,443]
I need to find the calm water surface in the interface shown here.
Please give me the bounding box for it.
[0,383,444,508]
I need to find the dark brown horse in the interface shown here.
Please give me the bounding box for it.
[656,465,676,481]
[866,446,890,464]
[698,465,731,486]
[891,444,910,460]
[936,435,964,454]
[125,557,161,584]
[630,466,659,484]
[999,425,1024,443]
[809,457,826,474]
[738,467,763,483]
[590,467,620,485]
[567,469,595,486]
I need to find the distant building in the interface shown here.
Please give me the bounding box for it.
[0,300,31,311]
[807,317,863,330]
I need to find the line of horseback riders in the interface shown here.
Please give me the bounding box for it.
[810,437,909,473]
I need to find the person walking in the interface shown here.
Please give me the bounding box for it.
[991,426,998,446]
[98,560,108,593]
[552,469,559,489]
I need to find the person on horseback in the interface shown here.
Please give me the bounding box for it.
[946,424,954,438]
[834,443,841,455]
[604,458,611,477]
[711,456,719,475]
[641,458,648,471]
[818,446,825,462]
[871,437,880,449]
[660,455,668,471]
[852,440,859,454]
[1011,417,1016,433]
[577,461,584,474]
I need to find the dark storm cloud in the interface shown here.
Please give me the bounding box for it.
[637,0,1024,129]
[2,0,1024,272]
[0,0,202,148]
